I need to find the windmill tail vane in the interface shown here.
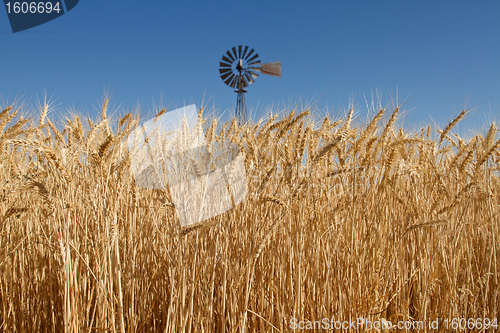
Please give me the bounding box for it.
[219,45,281,124]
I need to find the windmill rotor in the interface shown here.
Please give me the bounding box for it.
[219,47,261,90]
[219,45,281,124]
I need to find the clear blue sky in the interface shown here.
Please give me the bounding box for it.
[1,1,499,132]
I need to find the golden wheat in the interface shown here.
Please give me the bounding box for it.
[0,100,498,332]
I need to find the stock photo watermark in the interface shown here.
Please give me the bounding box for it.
[3,0,79,32]
[289,317,498,331]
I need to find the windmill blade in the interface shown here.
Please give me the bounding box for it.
[226,50,235,62]
[220,71,232,81]
[219,67,232,75]
[248,60,261,67]
[230,75,238,88]
[243,75,250,88]
[238,77,247,89]
[239,75,248,89]
[222,55,233,64]
[244,72,255,85]
[260,62,281,77]
[219,61,232,68]
[245,48,255,61]
[235,75,243,89]
[232,47,238,60]
[238,45,243,58]
[224,73,236,86]
[248,70,259,79]
[247,53,259,63]
[241,46,249,59]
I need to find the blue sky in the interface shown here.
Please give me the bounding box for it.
[1,1,499,133]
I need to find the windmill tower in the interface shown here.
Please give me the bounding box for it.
[219,46,281,124]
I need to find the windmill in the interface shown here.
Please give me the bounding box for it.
[219,46,281,124]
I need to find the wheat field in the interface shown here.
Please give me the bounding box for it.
[0,99,499,332]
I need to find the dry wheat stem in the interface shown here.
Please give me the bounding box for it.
[0,101,498,332]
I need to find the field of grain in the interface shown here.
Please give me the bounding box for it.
[0,100,499,332]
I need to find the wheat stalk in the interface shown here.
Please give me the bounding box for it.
[439,109,467,145]
[1,102,499,332]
